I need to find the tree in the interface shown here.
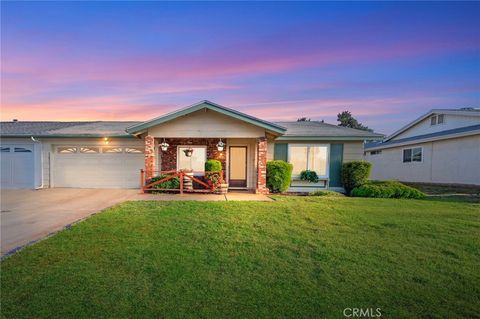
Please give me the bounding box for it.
[297,117,311,122]
[337,111,372,132]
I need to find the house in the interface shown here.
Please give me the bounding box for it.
[1,100,383,193]
[365,108,480,186]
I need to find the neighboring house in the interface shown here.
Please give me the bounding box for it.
[365,108,480,186]
[0,101,382,193]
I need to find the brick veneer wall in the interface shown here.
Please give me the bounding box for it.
[256,137,269,194]
[144,135,155,179]
[160,138,226,173]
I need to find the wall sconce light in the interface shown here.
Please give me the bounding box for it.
[160,138,169,151]
[216,138,225,152]
[183,147,194,157]
[104,137,110,145]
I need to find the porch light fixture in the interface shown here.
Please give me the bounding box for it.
[160,138,169,151]
[103,137,110,145]
[183,147,194,157]
[216,138,225,152]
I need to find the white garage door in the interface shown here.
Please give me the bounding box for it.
[1,145,35,189]
[53,146,144,188]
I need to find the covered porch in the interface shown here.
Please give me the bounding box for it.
[125,101,286,194]
[142,137,268,194]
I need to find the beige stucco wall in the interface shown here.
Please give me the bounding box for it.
[366,135,480,185]
[343,141,364,162]
[148,109,266,138]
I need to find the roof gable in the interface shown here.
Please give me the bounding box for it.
[126,100,286,135]
[385,108,480,142]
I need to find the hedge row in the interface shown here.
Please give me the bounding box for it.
[351,181,426,199]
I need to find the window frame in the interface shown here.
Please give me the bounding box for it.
[288,143,330,179]
[430,115,437,126]
[402,146,423,163]
[176,145,207,175]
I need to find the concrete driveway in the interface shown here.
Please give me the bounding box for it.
[1,188,139,256]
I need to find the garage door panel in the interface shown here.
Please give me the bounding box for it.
[0,145,35,189]
[53,151,143,188]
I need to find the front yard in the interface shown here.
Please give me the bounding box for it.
[1,196,479,318]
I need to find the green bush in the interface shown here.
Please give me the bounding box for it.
[149,175,180,189]
[309,190,344,197]
[266,160,293,193]
[342,161,372,194]
[351,181,426,199]
[300,170,319,183]
[205,159,222,172]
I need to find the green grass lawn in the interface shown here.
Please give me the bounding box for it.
[1,197,479,318]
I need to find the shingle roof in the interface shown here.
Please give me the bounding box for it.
[0,120,384,140]
[274,121,384,139]
[365,124,480,150]
[0,121,141,137]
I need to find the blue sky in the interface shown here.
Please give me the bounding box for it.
[1,1,479,133]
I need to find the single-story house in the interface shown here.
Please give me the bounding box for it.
[1,100,383,193]
[365,108,480,186]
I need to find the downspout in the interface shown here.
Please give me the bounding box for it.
[31,136,44,189]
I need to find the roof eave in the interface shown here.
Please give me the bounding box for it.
[276,135,384,141]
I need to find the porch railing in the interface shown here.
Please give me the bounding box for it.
[140,169,224,194]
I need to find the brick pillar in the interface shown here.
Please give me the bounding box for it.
[145,135,155,179]
[256,137,269,194]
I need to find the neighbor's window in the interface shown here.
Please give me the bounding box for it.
[403,147,422,163]
[125,147,144,154]
[1,147,10,152]
[437,114,445,124]
[430,115,437,126]
[57,147,78,154]
[14,147,32,153]
[177,146,207,174]
[289,144,328,177]
[370,150,382,155]
[80,147,99,154]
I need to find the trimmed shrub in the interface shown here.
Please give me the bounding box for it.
[342,161,372,194]
[351,181,426,199]
[205,159,222,172]
[205,159,223,187]
[309,190,344,197]
[149,175,180,189]
[300,170,319,183]
[266,160,293,193]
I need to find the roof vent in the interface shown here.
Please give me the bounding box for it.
[12,119,18,122]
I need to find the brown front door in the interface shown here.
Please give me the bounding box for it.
[229,146,247,187]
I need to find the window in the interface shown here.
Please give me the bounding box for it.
[437,114,445,124]
[57,147,77,153]
[14,147,32,153]
[177,146,206,174]
[289,144,328,177]
[103,147,123,153]
[1,147,10,152]
[431,114,445,126]
[80,147,99,154]
[125,147,143,154]
[403,147,422,163]
[370,150,382,155]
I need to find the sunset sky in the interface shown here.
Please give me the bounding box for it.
[1,1,479,134]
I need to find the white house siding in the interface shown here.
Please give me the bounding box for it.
[394,114,480,140]
[148,109,266,138]
[366,135,480,185]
